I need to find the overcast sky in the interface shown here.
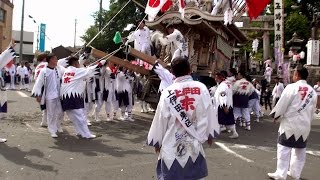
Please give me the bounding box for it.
[12,0,110,51]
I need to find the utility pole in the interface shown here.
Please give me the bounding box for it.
[19,0,25,63]
[74,19,77,49]
[99,0,103,31]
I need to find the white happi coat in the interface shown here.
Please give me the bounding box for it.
[32,66,65,110]
[104,67,117,102]
[153,63,175,92]
[147,75,219,180]
[270,80,317,148]
[60,66,97,111]
[127,26,152,54]
[159,29,188,59]
[34,62,48,80]
[214,80,233,109]
[272,82,285,99]
[0,46,16,113]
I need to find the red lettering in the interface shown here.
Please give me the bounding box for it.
[64,76,71,84]
[180,95,195,111]
[191,87,200,95]
[298,86,308,100]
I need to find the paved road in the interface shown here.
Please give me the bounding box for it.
[0,90,319,180]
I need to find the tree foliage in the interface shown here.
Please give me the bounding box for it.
[81,0,147,54]
[284,12,309,42]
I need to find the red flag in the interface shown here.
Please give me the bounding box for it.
[246,0,271,20]
[145,0,169,21]
[161,0,172,12]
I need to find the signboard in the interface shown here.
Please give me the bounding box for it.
[39,23,46,52]
[307,40,320,65]
[274,0,284,65]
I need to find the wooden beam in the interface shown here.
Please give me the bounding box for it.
[132,0,145,9]
[240,27,274,31]
[90,47,150,76]
[128,47,167,67]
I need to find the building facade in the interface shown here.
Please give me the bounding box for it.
[0,0,13,52]
[13,30,34,62]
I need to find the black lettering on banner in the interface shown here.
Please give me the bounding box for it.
[167,90,175,98]
[275,3,281,9]
[174,104,183,112]
[275,13,282,20]
[276,24,281,31]
[169,95,177,105]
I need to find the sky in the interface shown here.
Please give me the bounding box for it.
[12,0,110,51]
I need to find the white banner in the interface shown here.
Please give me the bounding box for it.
[274,0,284,64]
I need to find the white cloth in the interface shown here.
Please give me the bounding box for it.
[270,80,317,142]
[66,109,93,138]
[60,66,97,99]
[272,82,285,99]
[233,107,250,122]
[153,63,175,92]
[214,80,233,108]
[34,62,48,80]
[127,26,152,67]
[248,99,261,118]
[159,29,188,59]
[147,75,219,175]
[46,98,63,135]
[274,143,306,179]
[127,26,151,52]
[104,67,117,102]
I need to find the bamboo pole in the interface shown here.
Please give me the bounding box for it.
[90,47,151,76]
[128,47,167,67]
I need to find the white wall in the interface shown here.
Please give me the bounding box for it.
[12,30,34,55]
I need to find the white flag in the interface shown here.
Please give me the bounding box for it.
[145,0,168,21]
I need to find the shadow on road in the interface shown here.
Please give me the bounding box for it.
[89,114,152,144]
[0,144,57,172]
[49,131,150,157]
[215,116,320,151]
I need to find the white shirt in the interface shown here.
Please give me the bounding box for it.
[34,62,48,80]
[45,68,60,100]
[128,26,151,51]
[166,29,188,56]
[265,67,273,76]
[272,82,285,98]
[153,63,174,92]
[314,84,320,96]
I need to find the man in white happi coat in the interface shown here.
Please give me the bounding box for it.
[5,62,15,90]
[158,25,189,60]
[17,63,27,90]
[60,57,104,139]
[214,71,238,138]
[314,79,320,113]
[116,67,134,121]
[0,45,16,143]
[32,53,66,138]
[34,53,49,127]
[92,65,105,122]
[265,64,273,83]
[233,70,255,130]
[268,66,317,180]
[272,77,285,107]
[147,57,219,180]
[102,62,119,121]
[126,20,152,68]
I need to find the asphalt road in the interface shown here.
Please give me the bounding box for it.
[0,90,319,180]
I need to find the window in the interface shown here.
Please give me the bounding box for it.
[0,9,6,22]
